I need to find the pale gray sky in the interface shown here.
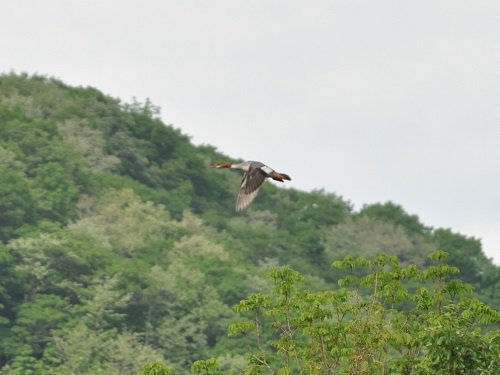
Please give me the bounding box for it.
[2,1,499,264]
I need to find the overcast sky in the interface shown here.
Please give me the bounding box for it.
[2,1,499,264]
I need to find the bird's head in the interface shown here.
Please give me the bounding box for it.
[208,162,233,169]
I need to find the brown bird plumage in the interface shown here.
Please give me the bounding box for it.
[209,161,291,211]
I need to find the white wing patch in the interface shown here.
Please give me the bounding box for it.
[260,165,273,175]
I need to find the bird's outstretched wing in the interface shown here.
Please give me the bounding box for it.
[236,168,267,211]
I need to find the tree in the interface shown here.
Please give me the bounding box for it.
[2,73,499,375]
[1,295,70,374]
[33,163,79,223]
[70,188,173,257]
[137,261,231,371]
[432,228,489,285]
[57,119,120,172]
[324,216,434,266]
[359,201,429,236]
[0,168,35,241]
[226,252,499,374]
[139,362,174,375]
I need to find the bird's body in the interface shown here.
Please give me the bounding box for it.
[209,161,291,211]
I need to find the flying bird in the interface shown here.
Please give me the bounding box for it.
[209,161,291,211]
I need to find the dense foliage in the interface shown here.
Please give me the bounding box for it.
[0,74,498,374]
[227,252,499,374]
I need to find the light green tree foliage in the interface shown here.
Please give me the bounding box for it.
[0,92,44,118]
[0,74,74,120]
[44,321,106,374]
[139,231,232,371]
[324,216,434,265]
[41,277,166,375]
[7,231,111,300]
[58,119,120,171]
[47,326,165,375]
[215,355,247,375]
[8,234,69,299]
[0,146,26,172]
[144,266,227,370]
[70,189,172,256]
[168,211,257,305]
[227,252,499,374]
[83,276,132,330]
[191,358,226,374]
[139,362,175,375]
[169,234,229,262]
[3,231,131,373]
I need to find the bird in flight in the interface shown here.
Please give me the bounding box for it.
[209,161,291,211]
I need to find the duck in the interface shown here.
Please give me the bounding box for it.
[209,161,291,211]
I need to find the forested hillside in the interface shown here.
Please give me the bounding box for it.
[0,74,498,374]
